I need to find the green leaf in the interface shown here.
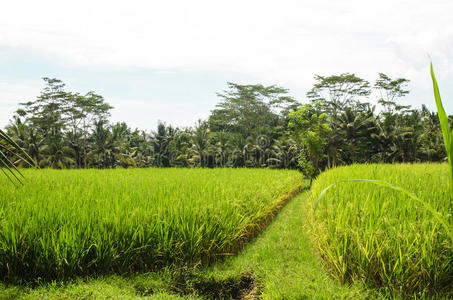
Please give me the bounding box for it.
[431,63,453,200]
[430,64,451,152]
[0,128,37,185]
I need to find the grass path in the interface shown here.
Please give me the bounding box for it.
[203,191,383,299]
[0,191,384,299]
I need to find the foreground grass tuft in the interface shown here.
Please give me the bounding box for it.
[307,163,452,298]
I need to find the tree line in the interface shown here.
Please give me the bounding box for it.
[2,74,447,177]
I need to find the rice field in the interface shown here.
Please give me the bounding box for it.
[307,163,452,297]
[0,168,303,282]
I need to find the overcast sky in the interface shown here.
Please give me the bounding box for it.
[1,0,452,131]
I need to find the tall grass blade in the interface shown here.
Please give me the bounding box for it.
[314,179,452,241]
[430,63,453,201]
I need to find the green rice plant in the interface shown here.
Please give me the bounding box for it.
[0,168,304,282]
[308,164,452,297]
[315,179,452,242]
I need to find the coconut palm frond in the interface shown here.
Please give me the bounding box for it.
[0,129,36,185]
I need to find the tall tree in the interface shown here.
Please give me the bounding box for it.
[307,74,371,167]
[289,103,331,183]
[374,73,410,112]
[17,78,67,140]
[208,83,298,139]
[14,78,113,169]
[65,91,113,168]
[307,73,371,116]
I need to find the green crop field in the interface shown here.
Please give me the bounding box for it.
[0,168,303,282]
[307,163,452,298]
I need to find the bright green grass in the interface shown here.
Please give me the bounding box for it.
[308,163,452,298]
[1,191,385,299]
[0,168,302,282]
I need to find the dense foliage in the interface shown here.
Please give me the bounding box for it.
[308,164,452,297]
[0,168,303,281]
[2,74,448,171]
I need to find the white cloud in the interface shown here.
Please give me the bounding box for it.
[0,82,41,126]
[108,97,211,131]
[2,1,452,71]
[1,0,453,127]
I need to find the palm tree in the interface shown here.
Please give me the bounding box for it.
[88,120,122,168]
[168,129,191,167]
[189,120,211,167]
[6,117,44,165]
[418,105,445,161]
[131,131,154,167]
[267,137,300,169]
[334,107,377,164]
[228,134,247,167]
[151,121,175,167]
[244,136,259,167]
[40,140,75,169]
[211,132,230,167]
[110,122,136,168]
